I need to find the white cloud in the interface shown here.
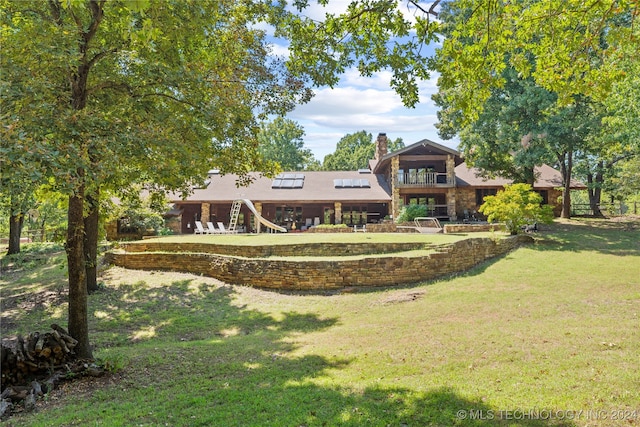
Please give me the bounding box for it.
[268,40,290,58]
[285,71,456,160]
[291,85,403,117]
[257,1,451,161]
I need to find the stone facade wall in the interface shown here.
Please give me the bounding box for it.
[108,235,532,290]
[456,187,478,217]
[549,189,563,216]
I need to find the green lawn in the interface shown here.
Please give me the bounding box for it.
[143,230,481,245]
[1,218,639,426]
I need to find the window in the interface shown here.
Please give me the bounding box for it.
[342,206,367,225]
[536,190,549,204]
[476,189,497,205]
[276,206,302,227]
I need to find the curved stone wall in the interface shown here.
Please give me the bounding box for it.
[107,235,532,291]
[115,241,429,257]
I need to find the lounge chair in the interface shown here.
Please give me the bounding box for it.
[194,221,207,234]
[217,222,237,234]
[206,222,221,234]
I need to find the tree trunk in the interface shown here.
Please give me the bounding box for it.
[7,211,24,255]
[557,150,573,219]
[586,162,604,217]
[523,165,535,186]
[84,188,100,293]
[66,181,93,360]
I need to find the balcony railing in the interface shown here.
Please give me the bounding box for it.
[396,172,453,187]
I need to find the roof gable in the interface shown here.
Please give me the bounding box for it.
[384,139,461,158]
[373,139,462,173]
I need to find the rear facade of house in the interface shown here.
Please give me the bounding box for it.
[159,134,581,234]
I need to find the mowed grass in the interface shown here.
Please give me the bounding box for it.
[1,218,639,426]
[144,230,482,245]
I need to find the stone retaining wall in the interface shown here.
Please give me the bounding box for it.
[443,223,506,233]
[107,235,532,291]
[116,241,428,257]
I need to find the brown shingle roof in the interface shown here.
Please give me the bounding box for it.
[455,164,586,189]
[170,171,392,203]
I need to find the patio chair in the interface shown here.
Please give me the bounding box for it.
[194,221,207,234]
[206,222,222,234]
[353,224,366,232]
[217,222,237,234]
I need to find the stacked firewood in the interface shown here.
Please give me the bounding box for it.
[1,324,80,416]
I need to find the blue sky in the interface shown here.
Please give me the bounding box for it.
[265,1,459,161]
[286,68,458,161]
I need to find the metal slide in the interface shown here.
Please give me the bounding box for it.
[232,199,287,233]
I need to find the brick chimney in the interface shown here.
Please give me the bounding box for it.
[375,133,388,160]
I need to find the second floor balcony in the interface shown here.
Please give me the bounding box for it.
[396,171,454,188]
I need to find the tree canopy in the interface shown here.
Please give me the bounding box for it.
[257,117,319,171]
[3,0,639,358]
[1,0,313,357]
[433,1,638,218]
[323,131,404,171]
[434,0,639,123]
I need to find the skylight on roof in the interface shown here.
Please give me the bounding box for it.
[272,173,305,189]
[334,178,370,188]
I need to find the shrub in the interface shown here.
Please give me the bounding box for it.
[479,183,554,235]
[395,204,428,223]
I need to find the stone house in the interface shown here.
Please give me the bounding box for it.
[161,134,584,234]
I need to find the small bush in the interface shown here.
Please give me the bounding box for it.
[396,204,428,223]
[314,224,348,229]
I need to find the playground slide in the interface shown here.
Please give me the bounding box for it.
[236,199,287,233]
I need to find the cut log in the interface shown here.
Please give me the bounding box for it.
[50,324,69,335]
[26,332,38,357]
[0,324,98,418]
[0,399,11,418]
[51,324,78,348]
[23,392,36,412]
[31,381,43,397]
[35,335,45,352]
[39,346,52,359]
[51,330,71,354]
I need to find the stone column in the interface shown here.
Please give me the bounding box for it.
[200,203,210,223]
[391,156,400,220]
[334,202,342,224]
[254,202,262,233]
[447,188,457,221]
[446,155,456,185]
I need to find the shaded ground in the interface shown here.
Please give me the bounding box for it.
[1,217,638,425]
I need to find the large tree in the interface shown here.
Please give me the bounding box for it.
[434,0,638,123]
[432,2,633,218]
[257,117,319,171]
[1,0,311,358]
[323,131,404,171]
[435,67,557,185]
